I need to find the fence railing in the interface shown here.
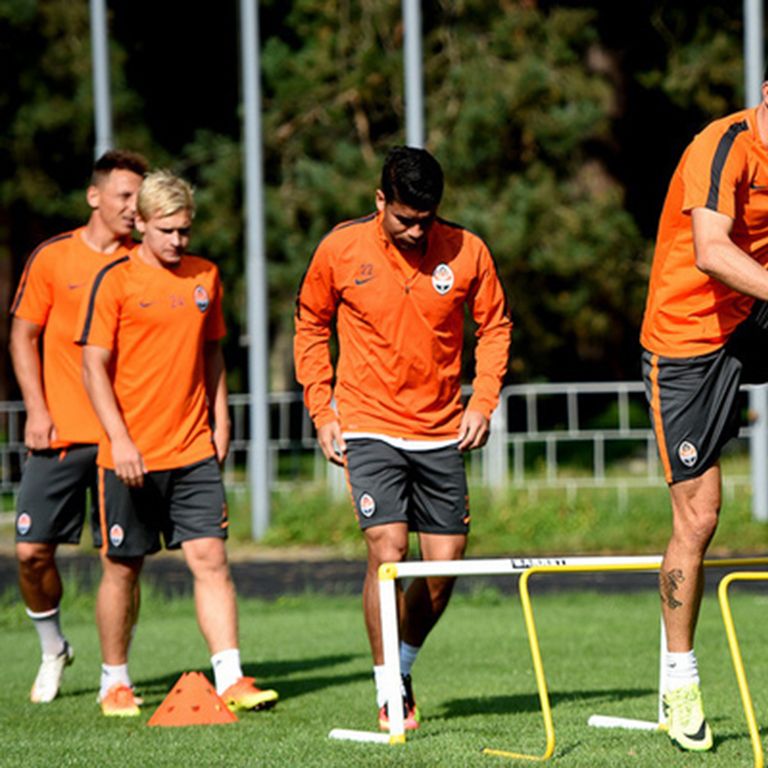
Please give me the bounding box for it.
[1,382,762,515]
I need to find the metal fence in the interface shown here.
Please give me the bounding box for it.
[0,382,761,514]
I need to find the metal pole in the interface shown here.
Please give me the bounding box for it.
[745,1,767,521]
[744,0,764,106]
[750,387,768,521]
[89,0,113,158]
[402,0,424,148]
[239,0,270,539]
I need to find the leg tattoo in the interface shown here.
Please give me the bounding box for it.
[661,568,685,609]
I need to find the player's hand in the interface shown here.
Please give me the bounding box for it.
[111,435,146,488]
[213,421,230,464]
[24,408,56,450]
[457,410,490,452]
[317,420,346,466]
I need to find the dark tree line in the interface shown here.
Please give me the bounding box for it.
[1,0,747,400]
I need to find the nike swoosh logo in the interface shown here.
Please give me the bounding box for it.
[683,722,709,740]
[139,300,154,308]
[67,282,86,290]
[354,277,374,285]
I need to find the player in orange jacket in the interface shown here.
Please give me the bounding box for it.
[295,146,512,730]
[10,150,147,704]
[640,74,768,751]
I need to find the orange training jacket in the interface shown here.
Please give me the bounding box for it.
[294,212,512,440]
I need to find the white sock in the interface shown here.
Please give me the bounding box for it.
[373,665,387,708]
[100,663,132,700]
[26,606,66,657]
[665,650,700,690]
[399,641,420,677]
[211,648,242,695]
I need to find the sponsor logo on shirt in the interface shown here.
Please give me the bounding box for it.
[109,523,125,547]
[354,264,375,286]
[678,440,698,468]
[431,263,454,295]
[358,492,376,518]
[16,512,32,536]
[194,285,210,312]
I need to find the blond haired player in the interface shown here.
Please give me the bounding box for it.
[77,170,277,716]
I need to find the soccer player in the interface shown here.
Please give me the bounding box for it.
[640,74,768,751]
[76,170,278,716]
[10,150,148,703]
[294,146,512,730]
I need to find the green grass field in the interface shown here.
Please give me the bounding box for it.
[2,582,767,767]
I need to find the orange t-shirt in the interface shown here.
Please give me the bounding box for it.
[75,249,226,470]
[294,212,512,439]
[641,107,768,357]
[10,227,134,446]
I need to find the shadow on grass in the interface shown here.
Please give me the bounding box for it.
[434,686,656,719]
[60,652,370,705]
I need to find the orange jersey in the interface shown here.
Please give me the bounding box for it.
[10,227,134,446]
[294,212,512,439]
[641,107,768,357]
[75,249,226,470]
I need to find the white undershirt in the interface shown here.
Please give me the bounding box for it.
[343,432,459,451]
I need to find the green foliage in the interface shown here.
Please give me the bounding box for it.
[1,0,750,391]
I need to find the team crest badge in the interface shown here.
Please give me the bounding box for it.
[359,492,376,518]
[678,440,698,468]
[431,263,454,295]
[16,512,32,536]
[109,524,125,547]
[194,285,210,312]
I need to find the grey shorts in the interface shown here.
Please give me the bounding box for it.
[345,439,470,534]
[97,456,228,557]
[642,300,768,484]
[15,444,99,546]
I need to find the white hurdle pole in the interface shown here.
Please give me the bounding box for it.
[587,620,668,733]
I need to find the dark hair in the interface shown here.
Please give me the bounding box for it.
[380,146,444,210]
[91,149,149,185]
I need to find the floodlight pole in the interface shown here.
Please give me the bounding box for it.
[402,0,424,148]
[744,0,764,106]
[745,0,767,521]
[240,0,271,539]
[89,0,113,158]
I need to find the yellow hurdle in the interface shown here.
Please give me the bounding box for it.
[718,571,768,768]
[328,554,768,762]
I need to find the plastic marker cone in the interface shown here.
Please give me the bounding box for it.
[148,671,238,727]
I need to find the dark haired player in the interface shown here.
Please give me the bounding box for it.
[294,146,512,730]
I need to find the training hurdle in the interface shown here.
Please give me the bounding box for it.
[328,554,768,760]
[329,555,661,750]
[718,571,768,768]
[504,556,768,762]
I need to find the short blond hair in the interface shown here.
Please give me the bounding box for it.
[137,170,196,220]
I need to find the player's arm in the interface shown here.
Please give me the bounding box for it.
[203,339,230,464]
[81,344,146,487]
[9,316,56,449]
[293,245,345,465]
[692,207,768,300]
[460,245,513,452]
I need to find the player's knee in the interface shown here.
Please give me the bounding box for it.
[16,542,55,572]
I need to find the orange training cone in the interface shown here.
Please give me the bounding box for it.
[147,671,238,727]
